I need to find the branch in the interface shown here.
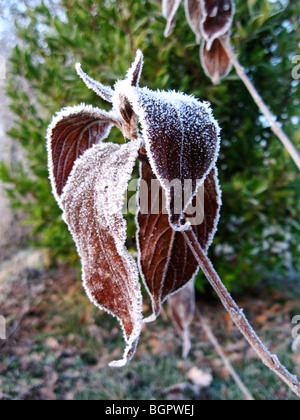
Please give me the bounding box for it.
[220,38,300,171]
[183,228,300,398]
[196,308,254,401]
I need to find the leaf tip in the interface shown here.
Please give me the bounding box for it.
[126,49,144,87]
[143,313,158,324]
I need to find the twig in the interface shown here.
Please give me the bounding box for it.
[220,38,300,171]
[183,228,300,398]
[195,308,254,401]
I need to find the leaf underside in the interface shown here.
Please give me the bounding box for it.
[137,158,221,320]
[60,140,142,367]
[47,105,116,199]
[162,0,182,37]
[184,0,203,44]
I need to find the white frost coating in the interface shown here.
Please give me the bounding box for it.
[59,139,143,368]
[46,104,119,208]
[76,63,114,103]
[200,0,235,51]
[162,0,182,37]
[120,84,221,232]
[125,49,144,87]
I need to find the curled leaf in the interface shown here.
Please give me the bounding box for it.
[113,52,144,140]
[113,51,220,230]
[184,0,203,44]
[60,140,143,367]
[125,49,144,88]
[128,88,220,230]
[76,63,114,103]
[47,105,120,202]
[168,280,196,358]
[200,34,232,84]
[137,158,221,320]
[162,0,182,37]
[200,0,235,50]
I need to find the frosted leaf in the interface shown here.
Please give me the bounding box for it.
[112,51,146,140]
[168,280,196,358]
[184,0,203,44]
[162,0,182,37]
[125,49,144,88]
[76,63,114,103]
[200,0,235,50]
[60,139,143,367]
[200,34,232,84]
[47,104,121,204]
[125,86,220,230]
[136,158,221,320]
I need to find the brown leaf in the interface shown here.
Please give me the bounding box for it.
[200,34,232,84]
[127,88,220,230]
[137,158,221,320]
[184,0,203,44]
[60,140,142,367]
[162,0,182,37]
[200,0,235,50]
[168,280,196,358]
[47,105,120,200]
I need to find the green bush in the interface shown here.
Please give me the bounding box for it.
[1,0,299,290]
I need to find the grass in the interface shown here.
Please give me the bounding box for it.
[0,260,299,400]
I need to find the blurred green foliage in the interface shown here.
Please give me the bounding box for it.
[1,0,299,290]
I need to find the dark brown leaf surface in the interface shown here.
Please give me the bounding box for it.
[200,34,232,84]
[60,140,142,367]
[47,105,119,200]
[137,158,221,320]
[130,88,220,230]
[200,0,234,49]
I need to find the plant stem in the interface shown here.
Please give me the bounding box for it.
[220,38,300,171]
[183,228,300,398]
[196,309,254,401]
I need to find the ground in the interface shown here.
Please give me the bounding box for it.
[0,249,299,400]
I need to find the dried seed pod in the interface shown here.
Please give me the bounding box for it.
[200,33,232,84]
[200,0,235,50]
[184,0,203,44]
[162,0,182,37]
